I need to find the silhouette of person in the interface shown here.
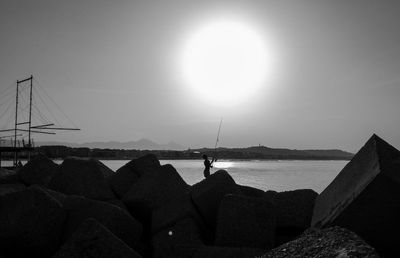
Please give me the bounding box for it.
[203,154,214,178]
[17,160,23,167]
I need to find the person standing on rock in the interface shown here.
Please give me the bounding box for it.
[203,154,214,178]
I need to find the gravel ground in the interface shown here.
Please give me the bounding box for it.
[258,226,380,258]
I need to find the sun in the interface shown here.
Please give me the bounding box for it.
[181,19,273,106]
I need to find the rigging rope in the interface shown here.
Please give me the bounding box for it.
[32,97,51,124]
[33,84,62,126]
[0,81,18,102]
[1,76,80,142]
[0,97,14,120]
[33,78,79,128]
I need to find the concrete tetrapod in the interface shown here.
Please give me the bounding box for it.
[312,134,400,256]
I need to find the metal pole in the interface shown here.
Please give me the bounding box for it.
[28,76,33,161]
[14,81,19,166]
[28,75,33,147]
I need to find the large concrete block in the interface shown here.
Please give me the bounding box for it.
[152,218,204,258]
[124,198,153,241]
[106,198,129,211]
[264,190,278,203]
[237,184,265,198]
[0,167,19,184]
[312,134,400,256]
[215,194,276,249]
[61,195,143,251]
[94,158,115,177]
[123,164,188,210]
[269,189,318,247]
[49,157,115,201]
[151,193,204,235]
[190,170,239,229]
[274,189,318,229]
[108,154,161,198]
[122,164,189,239]
[30,184,68,203]
[0,183,25,196]
[259,226,379,258]
[17,154,58,186]
[0,187,66,257]
[193,246,266,258]
[53,218,142,258]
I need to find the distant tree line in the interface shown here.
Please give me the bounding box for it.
[33,145,352,160]
[35,146,201,160]
[0,145,352,160]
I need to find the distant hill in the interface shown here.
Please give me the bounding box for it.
[36,138,185,150]
[195,146,354,160]
[35,141,353,160]
[32,143,353,160]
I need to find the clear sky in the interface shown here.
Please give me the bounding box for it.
[1,0,400,152]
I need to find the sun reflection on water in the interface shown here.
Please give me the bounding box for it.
[214,161,234,169]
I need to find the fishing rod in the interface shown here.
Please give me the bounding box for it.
[213,118,223,162]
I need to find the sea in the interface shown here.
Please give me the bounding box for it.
[3,159,348,194]
[157,159,347,194]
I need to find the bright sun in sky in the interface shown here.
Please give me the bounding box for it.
[181,19,273,106]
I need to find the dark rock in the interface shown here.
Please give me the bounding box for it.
[215,194,276,249]
[27,185,126,247]
[106,198,129,211]
[264,190,278,202]
[0,167,19,184]
[152,218,204,258]
[190,170,239,229]
[0,187,66,257]
[193,246,266,258]
[61,195,143,251]
[151,193,204,235]
[123,164,188,210]
[312,134,400,256]
[274,228,305,248]
[274,189,318,229]
[0,183,25,196]
[259,226,379,258]
[0,168,14,176]
[108,154,161,198]
[263,189,317,247]
[122,164,189,239]
[237,184,265,198]
[53,218,142,258]
[49,157,115,201]
[17,154,58,186]
[124,199,153,241]
[30,184,68,203]
[94,159,115,178]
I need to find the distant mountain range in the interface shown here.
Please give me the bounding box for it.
[36,138,185,150]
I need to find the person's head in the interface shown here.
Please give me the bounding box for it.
[202,154,208,160]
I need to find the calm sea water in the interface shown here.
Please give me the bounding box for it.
[3,159,347,193]
[104,159,347,193]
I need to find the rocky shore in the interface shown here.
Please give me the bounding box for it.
[0,134,398,257]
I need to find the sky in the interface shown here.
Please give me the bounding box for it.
[1,0,400,152]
